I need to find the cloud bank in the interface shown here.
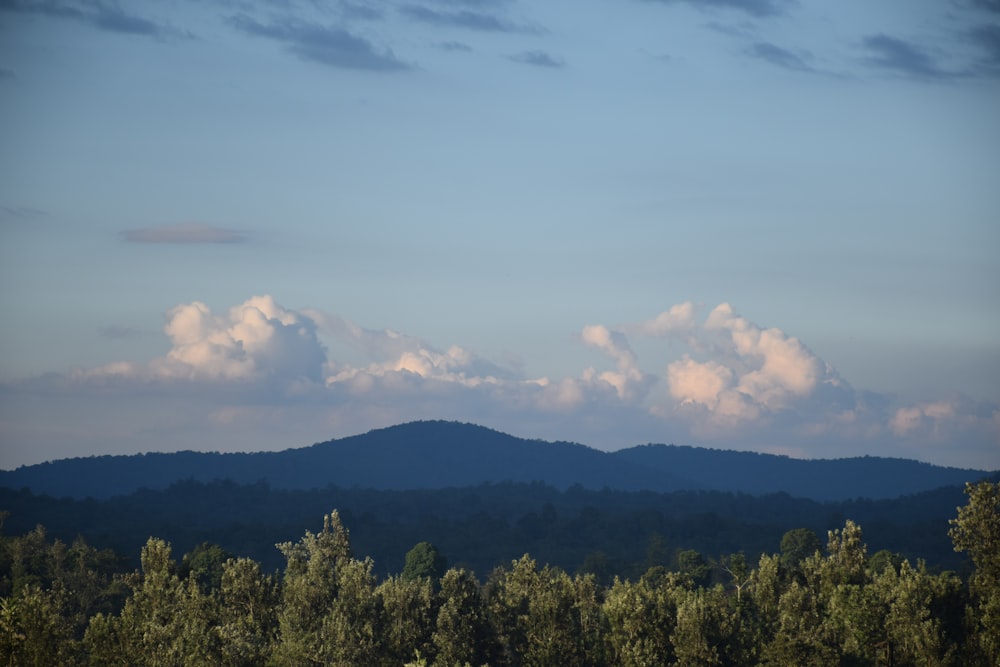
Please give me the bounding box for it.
[8,295,996,470]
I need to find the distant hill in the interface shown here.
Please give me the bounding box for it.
[0,420,992,501]
[611,444,991,501]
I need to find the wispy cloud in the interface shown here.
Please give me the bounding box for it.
[747,42,815,72]
[120,222,247,244]
[970,23,1000,73]
[968,0,1000,13]
[643,0,792,19]
[438,40,472,52]
[93,5,167,37]
[228,14,411,71]
[400,4,523,32]
[1,205,45,220]
[0,0,192,39]
[861,34,958,80]
[508,50,564,68]
[338,1,384,21]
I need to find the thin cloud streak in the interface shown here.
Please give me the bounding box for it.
[0,0,191,39]
[642,0,792,19]
[508,50,564,67]
[227,13,411,71]
[861,34,958,80]
[399,5,523,32]
[747,42,815,72]
[120,222,247,244]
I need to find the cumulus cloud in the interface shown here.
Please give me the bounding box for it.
[706,303,825,406]
[667,357,736,409]
[649,303,837,428]
[121,222,247,244]
[580,324,650,401]
[9,296,998,469]
[83,296,326,383]
[634,301,697,337]
[890,396,996,438]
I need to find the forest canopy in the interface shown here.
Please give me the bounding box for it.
[1,481,998,665]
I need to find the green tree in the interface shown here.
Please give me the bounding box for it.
[378,574,436,666]
[403,542,448,583]
[180,542,233,592]
[868,549,904,577]
[671,586,737,667]
[321,556,383,666]
[721,552,752,604]
[822,520,868,588]
[0,584,78,665]
[487,555,594,666]
[271,510,360,665]
[949,480,1000,665]
[111,537,221,666]
[760,580,838,667]
[433,567,493,667]
[677,549,711,589]
[780,528,822,575]
[604,575,677,666]
[217,556,278,666]
[872,559,964,667]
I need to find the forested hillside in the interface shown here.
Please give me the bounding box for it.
[1,482,998,666]
[0,476,987,579]
[0,421,991,501]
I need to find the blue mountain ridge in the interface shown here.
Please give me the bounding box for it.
[0,420,991,501]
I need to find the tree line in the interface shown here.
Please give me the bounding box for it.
[0,476,976,580]
[1,481,997,666]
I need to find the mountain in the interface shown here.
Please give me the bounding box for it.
[611,444,988,502]
[0,420,991,501]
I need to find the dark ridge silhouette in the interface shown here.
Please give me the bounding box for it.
[611,444,990,502]
[0,420,991,501]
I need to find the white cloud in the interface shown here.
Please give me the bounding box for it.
[652,302,837,426]
[4,296,998,470]
[666,356,733,409]
[580,324,650,401]
[95,295,328,382]
[890,397,994,439]
[635,301,698,337]
[705,302,823,405]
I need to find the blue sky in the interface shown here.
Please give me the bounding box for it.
[1,0,998,470]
